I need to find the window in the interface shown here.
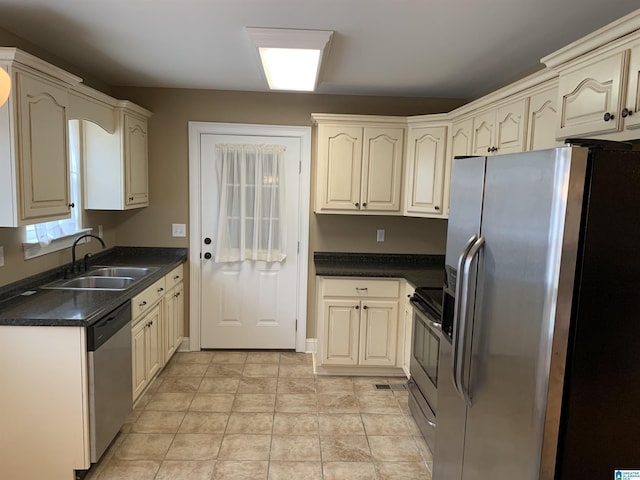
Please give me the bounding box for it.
[23,120,90,259]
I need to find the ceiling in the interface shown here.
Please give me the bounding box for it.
[0,0,637,99]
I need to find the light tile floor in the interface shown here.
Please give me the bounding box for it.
[86,350,433,480]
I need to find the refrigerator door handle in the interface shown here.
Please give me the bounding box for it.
[452,234,478,396]
[456,236,485,406]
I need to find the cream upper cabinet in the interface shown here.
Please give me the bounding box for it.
[0,49,80,227]
[555,50,628,138]
[313,115,405,215]
[362,127,404,212]
[446,118,473,215]
[403,124,448,218]
[623,44,640,130]
[527,84,561,151]
[472,98,528,156]
[84,104,151,210]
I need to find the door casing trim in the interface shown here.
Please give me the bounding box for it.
[188,121,311,352]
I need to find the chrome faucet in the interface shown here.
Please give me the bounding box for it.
[70,234,106,274]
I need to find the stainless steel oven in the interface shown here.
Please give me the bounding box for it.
[408,286,443,452]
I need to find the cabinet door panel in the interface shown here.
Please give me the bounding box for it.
[495,98,527,154]
[624,45,640,130]
[17,72,71,222]
[359,300,398,366]
[472,110,495,156]
[557,51,627,138]
[527,87,560,151]
[405,126,446,215]
[445,119,473,216]
[124,114,149,207]
[362,127,403,212]
[317,125,362,211]
[146,305,162,378]
[322,299,360,365]
[132,321,147,401]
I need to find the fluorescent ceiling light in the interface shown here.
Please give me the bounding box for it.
[247,28,333,92]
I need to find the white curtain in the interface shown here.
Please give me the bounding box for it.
[214,143,287,262]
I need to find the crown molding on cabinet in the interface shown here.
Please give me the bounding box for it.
[541,8,640,69]
[0,47,81,86]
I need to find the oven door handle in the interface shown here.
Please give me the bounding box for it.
[456,236,485,407]
[452,235,477,396]
[409,299,442,331]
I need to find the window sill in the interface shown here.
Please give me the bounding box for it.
[23,228,93,260]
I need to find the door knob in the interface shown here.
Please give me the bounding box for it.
[204,237,212,245]
[204,252,212,259]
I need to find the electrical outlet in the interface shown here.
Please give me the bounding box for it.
[172,223,187,237]
[0,246,4,267]
[376,229,385,242]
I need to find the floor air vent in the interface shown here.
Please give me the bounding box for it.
[375,384,407,391]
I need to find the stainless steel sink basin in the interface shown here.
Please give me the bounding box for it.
[42,276,136,291]
[88,267,158,278]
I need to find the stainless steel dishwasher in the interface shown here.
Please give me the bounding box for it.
[87,301,132,463]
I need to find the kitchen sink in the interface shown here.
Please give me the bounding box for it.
[88,266,158,278]
[43,276,136,291]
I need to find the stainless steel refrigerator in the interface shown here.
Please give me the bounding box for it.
[435,142,640,480]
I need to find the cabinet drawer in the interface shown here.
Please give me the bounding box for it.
[321,278,400,298]
[131,277,166,322]
[165,264,184,289]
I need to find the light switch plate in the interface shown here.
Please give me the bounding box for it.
[172,224,187,237]
[376,229,385,242]
[0,246,4,267]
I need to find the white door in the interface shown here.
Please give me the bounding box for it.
[199,132,303,349]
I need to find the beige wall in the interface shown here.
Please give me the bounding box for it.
[110,87,459,337]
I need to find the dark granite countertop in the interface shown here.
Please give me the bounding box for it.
[0,247,187,327]
[314,252,445,288]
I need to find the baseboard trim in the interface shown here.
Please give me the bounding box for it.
[178,337,190,352]
[305,338,317,354]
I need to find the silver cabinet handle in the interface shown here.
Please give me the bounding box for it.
[456,236,485,407]
[452,235,477,396]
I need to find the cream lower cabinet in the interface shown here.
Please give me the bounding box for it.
[132,303,162,400]
[313,115,405,215]
[131,264,185,402]
[0,49,80,227]
[131,276,165,401]
[316,277,403,374]
[403,122,448,218]
[402,282,415,378]
[164,265,185,361]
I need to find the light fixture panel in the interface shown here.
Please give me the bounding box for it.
[247,28,333,92]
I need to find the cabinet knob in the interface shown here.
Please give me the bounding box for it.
[603,112,615,122]
[173,275,180,280]
[157,287,164,293]
[622,108,633,118]
[68,203,75,208]
[204,252,212,260]
[488,146,498,152]
[487,147,491,153]
[354,202,359,207]
[362,202,367,207]
[139,301,147,308]
[434,206,440,210]
[175,292,181,298]
[363,305,368,310]
[355,305,360,310]
[204,237,212,245]
[129,196,134,201]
